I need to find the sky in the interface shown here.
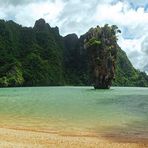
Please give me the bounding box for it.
[0,0,148,73]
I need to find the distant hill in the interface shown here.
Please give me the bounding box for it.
[0,19,148,87]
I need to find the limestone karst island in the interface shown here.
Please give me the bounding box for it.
[0,0,148,148]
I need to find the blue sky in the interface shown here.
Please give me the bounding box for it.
[0,0,148,73]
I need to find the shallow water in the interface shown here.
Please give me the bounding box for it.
[0,87,148,140]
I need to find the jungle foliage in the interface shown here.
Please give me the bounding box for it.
[0,19,148,87]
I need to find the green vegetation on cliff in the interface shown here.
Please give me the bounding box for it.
[83,25,120,89]
[0,19,148,87]
[114,48,148,87]
[0,19,64,86]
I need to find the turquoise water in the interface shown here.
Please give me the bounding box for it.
[0,87,148,139]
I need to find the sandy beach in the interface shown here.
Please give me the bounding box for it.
[0,127,147,148]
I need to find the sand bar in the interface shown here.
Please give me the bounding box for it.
[0,127,148,148]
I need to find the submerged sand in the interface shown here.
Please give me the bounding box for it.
[0,127,147,148]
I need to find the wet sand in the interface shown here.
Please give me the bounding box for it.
[0,127,147,148]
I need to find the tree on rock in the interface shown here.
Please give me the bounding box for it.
[84,24,121,89]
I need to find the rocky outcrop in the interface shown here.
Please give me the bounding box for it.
[84,25,120,89]
[34,18,50,32]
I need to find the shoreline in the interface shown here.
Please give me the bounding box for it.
[0,127,147,148]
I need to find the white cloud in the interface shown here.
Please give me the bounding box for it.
[14,0,65,27]
[0,8,6,18]
[118,35,147,70]
[0,0,48,6]
[0,0,65,27]
[142,36,148,55]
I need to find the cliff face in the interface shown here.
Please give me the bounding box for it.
[0,19,148,87]
[83,25,119,89]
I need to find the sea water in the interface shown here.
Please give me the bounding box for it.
[0,87,147,139]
